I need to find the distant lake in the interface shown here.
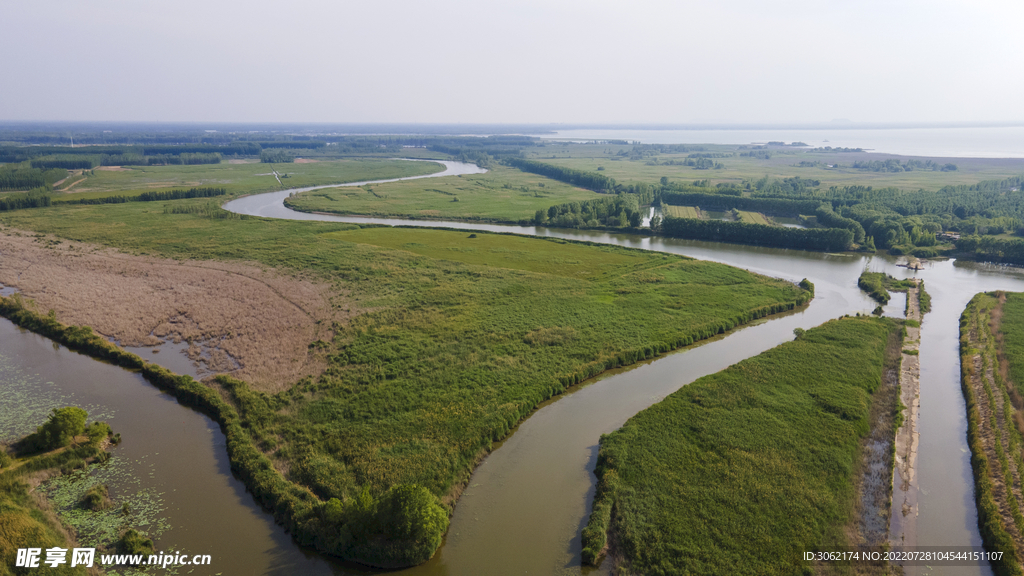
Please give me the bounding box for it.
[535,126,1024,159]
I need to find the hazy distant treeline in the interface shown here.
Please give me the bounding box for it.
[506,158,615,191]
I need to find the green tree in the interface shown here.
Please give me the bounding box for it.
[38,407,88,449]
[375,484,448,555]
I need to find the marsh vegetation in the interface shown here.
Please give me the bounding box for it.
[582,316,901,575]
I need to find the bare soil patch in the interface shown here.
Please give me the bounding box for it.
[0,229,353,392]
[226,159,257,164]
[94,166,129,172]
[293,158,319,164]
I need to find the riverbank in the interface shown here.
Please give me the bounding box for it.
[581,315,902,575]
[960,293,1024,575]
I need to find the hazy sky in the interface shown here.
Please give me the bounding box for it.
[3,0,1022,124]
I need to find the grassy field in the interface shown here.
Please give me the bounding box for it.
[45,158,444,201]
[961,293,1024,574]
[661,204,701,219]
[0,198,811,564]
[735,209,772,225]
[285,165,603,223]
[583,316,900,575]
[999,293,1024,393]
[526,143,1024,190]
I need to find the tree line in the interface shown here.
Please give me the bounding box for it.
[660,217,854,251]
[59,187,226,205]
[0,191,52,211]
[660,191,822,215]
[260,149,294,163]
[30,157,95,170]
[0,165,67,191]
[955,235,1024,266]
[505,158,616,191]
[852,158,957,172]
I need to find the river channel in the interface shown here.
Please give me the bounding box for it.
[4,160,1020,575]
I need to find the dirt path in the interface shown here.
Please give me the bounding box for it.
[891,282,921,553]
[60,176,88,191]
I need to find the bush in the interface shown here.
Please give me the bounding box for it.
[82,484,112,511]
[118,529,154,559]
[85,421,113,444]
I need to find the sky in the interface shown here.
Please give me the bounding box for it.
[3,0,1022,125]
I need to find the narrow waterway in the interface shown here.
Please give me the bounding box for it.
[0,318,348,575]
[4,160,1019,575]
[223,172,1024,575]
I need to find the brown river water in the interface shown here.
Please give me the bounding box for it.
[2,162,1022,575]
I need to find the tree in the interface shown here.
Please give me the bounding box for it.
[38,407,88,449]
[628,210,643,228]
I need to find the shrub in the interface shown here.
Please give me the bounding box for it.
[82,484,112,511]
[85,421,113,444]
[118,529,155,559]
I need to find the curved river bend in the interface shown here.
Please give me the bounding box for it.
[3,160,1016,575]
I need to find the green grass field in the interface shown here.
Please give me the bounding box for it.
[526,143,1024,191]
[661,204,701,219]
[285,165,603,223]
[0,196,810,563]
[46,158,444,202]
[999,293,1024,393]
[735,209,772,225]
[583,316,899,575]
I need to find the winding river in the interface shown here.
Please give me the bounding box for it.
[5,160,1021,575]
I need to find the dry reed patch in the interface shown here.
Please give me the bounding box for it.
[94,166,129,172]
[0,230,353,392]
[293,158,319,164]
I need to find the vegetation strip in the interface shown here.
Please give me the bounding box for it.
[960,293,1024,575]
[581,315,901,575]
